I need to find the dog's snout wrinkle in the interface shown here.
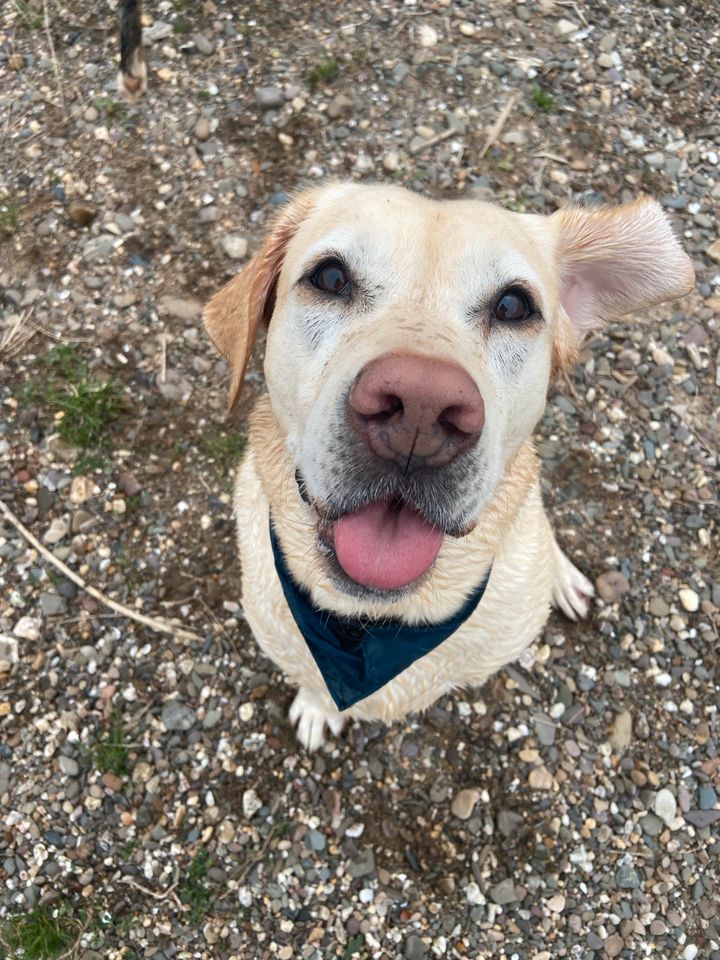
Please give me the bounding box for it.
[349,352,484,468]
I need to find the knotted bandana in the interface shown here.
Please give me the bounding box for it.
[269,520,492,711]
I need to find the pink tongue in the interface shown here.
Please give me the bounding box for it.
[333,500,444,590]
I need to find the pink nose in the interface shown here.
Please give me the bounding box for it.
[348,352,485,468]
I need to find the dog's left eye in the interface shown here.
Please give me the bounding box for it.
[309,259,351,296]
[492,288,533,323]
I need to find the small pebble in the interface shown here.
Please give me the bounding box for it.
[221,234,249,259]
[610,710,633,752]
[58,756,79,777]
[451,788,480,820]
[194,116,211,141]
[595,571,630,603]
[528,766,554,791]
[242,789,262,818]
[654,788,677,826]
[678,587,699,612]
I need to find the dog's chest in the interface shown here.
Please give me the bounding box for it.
[233,444,555,723]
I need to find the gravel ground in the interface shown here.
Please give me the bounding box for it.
[1,1,719,958]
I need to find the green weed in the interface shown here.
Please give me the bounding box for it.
[530,86,555,113]
[342,934,369,960]
[91,96,128,125]
[309,57,339,88]
[14,0,43,29]
[201,430,246,476]
[0,905,76,959]
[55,380,123,450]
[179,850,213,925]
[23,345,124,458]
[0,201,19,236]
[119,838,141,862]
[72,453,107,476]
[92,710,131,777]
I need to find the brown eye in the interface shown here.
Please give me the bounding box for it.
[310,259,350,296]
[493,288,532,323]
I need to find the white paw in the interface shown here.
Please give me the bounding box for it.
[288,688,346,752]
[553,546,595,621]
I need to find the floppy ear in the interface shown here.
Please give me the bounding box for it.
[553,197,695,345]
[203,190,318,413]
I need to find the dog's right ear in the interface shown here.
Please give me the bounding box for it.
[203,190,318,413]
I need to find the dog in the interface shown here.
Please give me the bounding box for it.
[119,0,147,100]
[203,182,694,751]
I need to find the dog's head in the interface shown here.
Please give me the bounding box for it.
[205,183,693,599]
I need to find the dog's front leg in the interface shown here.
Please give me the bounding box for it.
[288,687,348,752]
[552,539,595,621]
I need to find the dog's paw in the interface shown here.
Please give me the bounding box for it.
[553,547,595,621]
[288,688,346,752]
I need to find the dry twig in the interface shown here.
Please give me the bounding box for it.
[0,306,36,359]
[124,878,183,909]
[0,496,202,642]
[479,92,520,160]
[533,150,570,164]
[409,127,456,156]
[42,0,67,118]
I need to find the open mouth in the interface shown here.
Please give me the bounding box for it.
[333,497,444,591]
[295,470,473,595]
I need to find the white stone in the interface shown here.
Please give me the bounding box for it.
[13,616,41,641]
[465,881,484,905]
[418,24,438,47]
[678,587,699,612]
[242,788,262,818]
[221,235,248,260]
[554,18,579,37]
[217,820,235,844]
[239,702,255,722]
[70,475,94,505]
[383,151,400,173]
[653,788,677,826]
[0,635,19,665]
[353,153,374,175]
[651,343,674,367]
[610,710,633,752]
[43,517,69,545]
[547,894,566,913]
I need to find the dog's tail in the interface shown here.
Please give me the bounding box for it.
[119,0,147,100]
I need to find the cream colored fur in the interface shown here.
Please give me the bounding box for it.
[204,183,694,751]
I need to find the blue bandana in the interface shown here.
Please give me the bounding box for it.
[269,520,492,711]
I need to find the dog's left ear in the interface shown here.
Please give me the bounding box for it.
[204,190,318,413]
[553,197,695,349]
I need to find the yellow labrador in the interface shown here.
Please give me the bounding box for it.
[204,183,693,751]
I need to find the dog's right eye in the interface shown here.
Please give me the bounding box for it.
[309,259,351,296]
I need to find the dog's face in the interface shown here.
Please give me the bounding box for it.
[205,183,693,599]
